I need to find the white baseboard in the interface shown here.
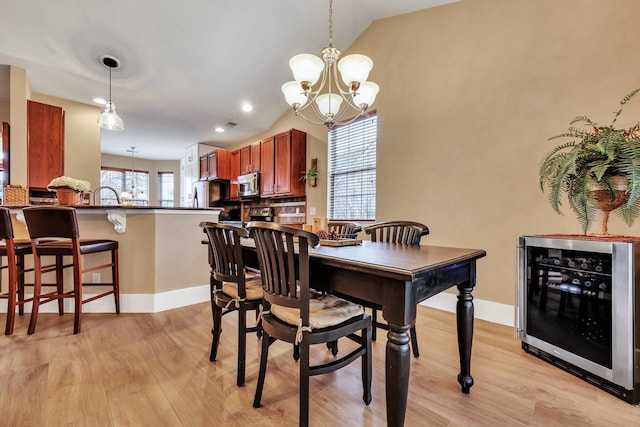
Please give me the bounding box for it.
[420,293,515,327]
[0,284,211,314]
[0,284,515,327]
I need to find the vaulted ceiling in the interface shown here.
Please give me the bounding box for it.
[0,0,456,159]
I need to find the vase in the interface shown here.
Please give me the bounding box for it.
[56,188,83,206]
[588,176,629,235]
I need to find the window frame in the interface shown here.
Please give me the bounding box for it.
[100,166,149,206]
[157,171,174,207]
[327,112,377,221]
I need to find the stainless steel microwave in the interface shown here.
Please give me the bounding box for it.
[238,172,260,197]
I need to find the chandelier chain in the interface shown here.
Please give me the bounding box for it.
[328,0,333,47]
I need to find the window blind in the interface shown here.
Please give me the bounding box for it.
[158,171,174,207]
[328,113,377,221]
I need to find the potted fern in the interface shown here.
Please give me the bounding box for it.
[540,88,640,235]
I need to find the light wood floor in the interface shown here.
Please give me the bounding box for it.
[0,303,638,426]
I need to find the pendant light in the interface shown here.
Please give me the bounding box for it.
[120,146,137,203]
[97,55,124,131]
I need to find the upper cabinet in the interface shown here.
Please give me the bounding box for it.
[240,142,261,174]
[201,149,231,180]
[260,129,306,197]
[27,100,64,189]
[199,155,208,180]
[230,149,241,199]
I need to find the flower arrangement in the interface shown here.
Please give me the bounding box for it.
[47,176,91,193]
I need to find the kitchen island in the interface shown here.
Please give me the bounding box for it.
[5,206,221,313]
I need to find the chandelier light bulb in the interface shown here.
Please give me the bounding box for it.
[282,81,308,108]
[353,82,380,110]
[338,54,373,90]
[289,54,324,88]
[315,93,343,117]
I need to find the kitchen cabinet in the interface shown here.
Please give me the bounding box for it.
[260,129,306,197]
[199,149,231,180]
[206,149,231,180]
[240,142,261,174]
[27,100,65,189]
[230,149,240,199]
[182,143,214,206]
[199,155,208,180]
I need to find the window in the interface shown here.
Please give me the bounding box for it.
[328,113,377,221]
[100,167,149,206]
[158,171,174,207]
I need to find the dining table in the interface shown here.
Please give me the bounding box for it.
[243,238,486,427]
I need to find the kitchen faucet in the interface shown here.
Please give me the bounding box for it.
[93,186,122,205]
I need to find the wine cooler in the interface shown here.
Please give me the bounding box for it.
[516,235,640,403]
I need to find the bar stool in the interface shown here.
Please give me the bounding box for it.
[23,206,120,334]
[0,207,36,335]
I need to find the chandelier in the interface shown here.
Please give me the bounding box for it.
[97,55,124,131]
[281,0,379,129]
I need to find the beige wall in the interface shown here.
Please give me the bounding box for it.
[0,100,8,123]
[101,153,181,206]
[9,66,29,185]
[234,0,640,306]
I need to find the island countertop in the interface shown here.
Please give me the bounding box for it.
[5,205,223,211]
[9,205,222,234]
[7,205,218,313]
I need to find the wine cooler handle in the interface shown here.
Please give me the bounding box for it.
[514,237,523,339]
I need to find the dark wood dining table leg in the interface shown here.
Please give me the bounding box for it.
[455,272,476,393]
[385,323,411,427]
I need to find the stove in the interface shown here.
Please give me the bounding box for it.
[248,206,274,222]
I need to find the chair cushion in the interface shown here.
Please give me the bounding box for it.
[34,239,118,256]
[0,240,32,256]
[271,294,364,329]
[221,273,263,301]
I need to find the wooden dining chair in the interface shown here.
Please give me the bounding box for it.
[327,221,362,238]
[365,220,430,358]
[247,222,372,427]
[22,206,120,334]
[199,221,262,387]
[0,208,35,335]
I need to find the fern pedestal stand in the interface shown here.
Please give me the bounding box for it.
[588,177,629,235]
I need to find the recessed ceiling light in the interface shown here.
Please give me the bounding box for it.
[215,127,225,133]
[93,98,107,105]
[241,103,253,112]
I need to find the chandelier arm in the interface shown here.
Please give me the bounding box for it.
[293,94,315,113]
[290,109,333,127]
[330,60,353,97]
[328,101,358,124]
[333,110,370,128]
[303,60,331,98]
